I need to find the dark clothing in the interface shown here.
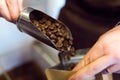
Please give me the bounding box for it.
[58,0,120,49]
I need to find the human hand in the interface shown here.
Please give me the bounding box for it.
[69,25,120,80]
[0,0,23,22]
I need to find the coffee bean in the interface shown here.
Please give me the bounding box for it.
[56,41,63,47]
[50,34,56,39]
[54,22,60,26]
[64,54,70,61]
[46,32,52,36]
[63,40,69,47]
[45,21,51,26]
[70,46,75,56]
[33,20,39,27]
[41,30,46,34]
[67,63,76,70]
[69,40,73,45]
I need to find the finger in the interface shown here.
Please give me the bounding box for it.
[115,70,120,73]
[6,0,19,21]
[0,0,12,21]
[18,0,23,11]
[106,64,120,74]
[69,55,115,80]
[73,42,104,71]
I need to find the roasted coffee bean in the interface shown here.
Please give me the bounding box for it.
[63,40,69,47]
[69,40,73,45]
[40,25,46,30]
[50,34,56,39]
[41,18,47,22]
[70,46,75,56]
[95,73,103,80]
[43,24,49,29]
[64,54,70,61]
[59,37,64,42]
[56,41,63,47]
[46,31,52,36]
[49,24,56,30]
[56,38,64,48]
[52,39,56,43]
[51,29,57,33]
[45,21,51,26]
[62,46,68,51]
[67,63,76,70]
[58,32,63,36]
[41,30,46,34]
[39,20,44,24]
[33,20,39,27]
[54,22,60,26]
[60,29,65,34]
[38,28,41,31]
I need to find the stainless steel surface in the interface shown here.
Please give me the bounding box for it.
[16,7,72,51]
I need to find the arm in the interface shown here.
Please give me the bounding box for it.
[69,25,120,80]
[0,0,23,22]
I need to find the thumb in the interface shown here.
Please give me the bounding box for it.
[69,55,114,80]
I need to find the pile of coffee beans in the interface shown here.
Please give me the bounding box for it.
[32,15,75,56]
[32,15,103,80]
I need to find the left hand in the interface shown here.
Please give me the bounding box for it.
[0,0,23,22]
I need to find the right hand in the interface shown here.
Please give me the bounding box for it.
[69,25,120,80]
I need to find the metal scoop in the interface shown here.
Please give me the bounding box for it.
[16,7,73,51]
